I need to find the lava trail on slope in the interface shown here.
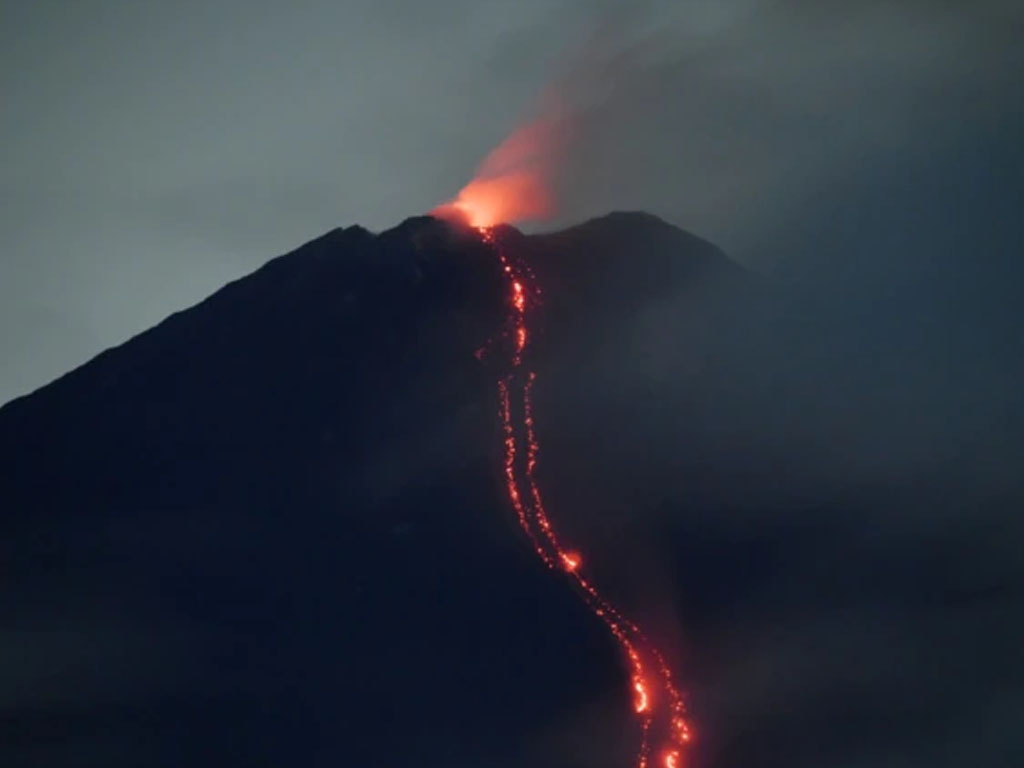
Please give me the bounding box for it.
[478,226,692,768]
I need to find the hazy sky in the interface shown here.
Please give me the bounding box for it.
[2,0,1022,404]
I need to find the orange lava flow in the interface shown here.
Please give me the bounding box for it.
[477,225,692,768]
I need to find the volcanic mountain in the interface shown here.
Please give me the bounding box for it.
[4,209,1022,768]
[0,213,757,768]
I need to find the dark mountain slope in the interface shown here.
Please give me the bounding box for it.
[0,213,752,768]
[5,210,1018,768]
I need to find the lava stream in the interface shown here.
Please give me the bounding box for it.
[479,226,691,768]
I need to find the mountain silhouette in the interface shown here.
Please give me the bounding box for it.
[4,210,1022,768]
[0,213,753,768]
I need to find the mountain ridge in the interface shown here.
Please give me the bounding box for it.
[0,211,744,415]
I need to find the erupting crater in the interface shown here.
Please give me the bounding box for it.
[434,110,693,767]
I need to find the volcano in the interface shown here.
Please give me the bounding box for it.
[4,209,1021,768]
[0,212,759,768]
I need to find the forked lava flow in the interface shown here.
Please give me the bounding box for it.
[478,225,692,768]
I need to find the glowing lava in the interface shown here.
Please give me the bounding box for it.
[432,113,562,228]
[475,225,692,767]
[561,551,581,572]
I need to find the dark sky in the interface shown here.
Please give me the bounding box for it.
[3,0,1022,404]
